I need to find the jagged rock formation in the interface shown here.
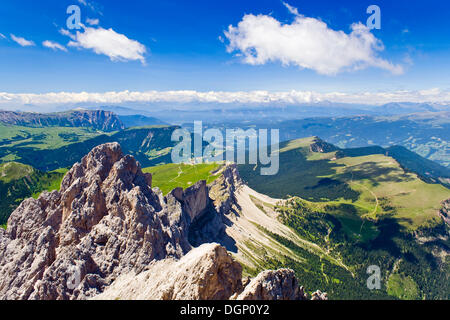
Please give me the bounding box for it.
[234,269,307,300]
[187,164,242,248]
[0,110,124,132]
[0,143,191,299]
[439,199,450,226]
[0,143,324,301]
[309,137,339,153]
[311,290,329,300]
[95,243,243,300]
[209,164,242,216]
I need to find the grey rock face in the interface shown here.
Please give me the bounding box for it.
[188,164,242,248]
[95,243,243,300]
[311,290,329,300]
[235,269,307,300]
[170,180,209,222]
[0,143,191,300]
[309,137,339,153]
[209,164,242,216]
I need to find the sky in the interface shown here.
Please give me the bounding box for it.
[0,0,449,108]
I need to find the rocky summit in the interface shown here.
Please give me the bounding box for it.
[0,143,325,300]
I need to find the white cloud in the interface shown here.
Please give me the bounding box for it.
[86,18,100,26]
[282,1,300,16]
[77,0,102,15]
[59,28,76,40]
[224,3,403,75]
[66,26,146,64]
[0,88,449,108]
[42,40,67,52]
[10,34,35,47]
[0,33,6,39]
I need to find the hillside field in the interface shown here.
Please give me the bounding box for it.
[0,162,68,224]
[143,162,224,194]
[238,137,450,231]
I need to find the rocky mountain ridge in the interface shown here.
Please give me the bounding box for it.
[0,110,124,132]
[0,143,325,300]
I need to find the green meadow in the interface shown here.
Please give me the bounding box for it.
[143,162,224,194]
[0,162,68,224]
[0,162,34,183]
[0,124,106,151]
[239,137,450,231]
[387,273,420,300]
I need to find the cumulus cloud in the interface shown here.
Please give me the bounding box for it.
[224,3,403,75]
[65,26,146,64]
[10,34,35,47]
[42,40,67,52]
[86,18,100,26]
[0,88,449,108]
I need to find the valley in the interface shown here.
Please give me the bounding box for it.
[0,110,448,300]
[142,139,449,299]
[2,0,450,305]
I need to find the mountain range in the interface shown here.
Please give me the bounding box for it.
[0,110,124,132]
[0,108,448,300]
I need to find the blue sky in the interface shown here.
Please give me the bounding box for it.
[0,0,449,107]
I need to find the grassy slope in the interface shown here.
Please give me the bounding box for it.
[0,124,177,223]
[273,113,450,168]
[0,162,34,183]
[239,137,450,231]
[0,162,68,224]
[0,124,105,151]
[143,162,224,194]
[141,162,389,299]
[0,125,176,171]
[237,137,450,299]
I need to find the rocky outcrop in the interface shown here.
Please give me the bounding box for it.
[309,137,338,153]
[209,164,242,216]
[234,269,307,300]
[170,180,209,222]
[439,199,450,227]
[95,243,243,300]
[186,164,242,248]
[0,110,124,132]
[311,290,328,300]
[96,246,317,301]
[0,143,324,301]
[0,143,192,300]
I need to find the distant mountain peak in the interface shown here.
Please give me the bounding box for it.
[0,109,124,132]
